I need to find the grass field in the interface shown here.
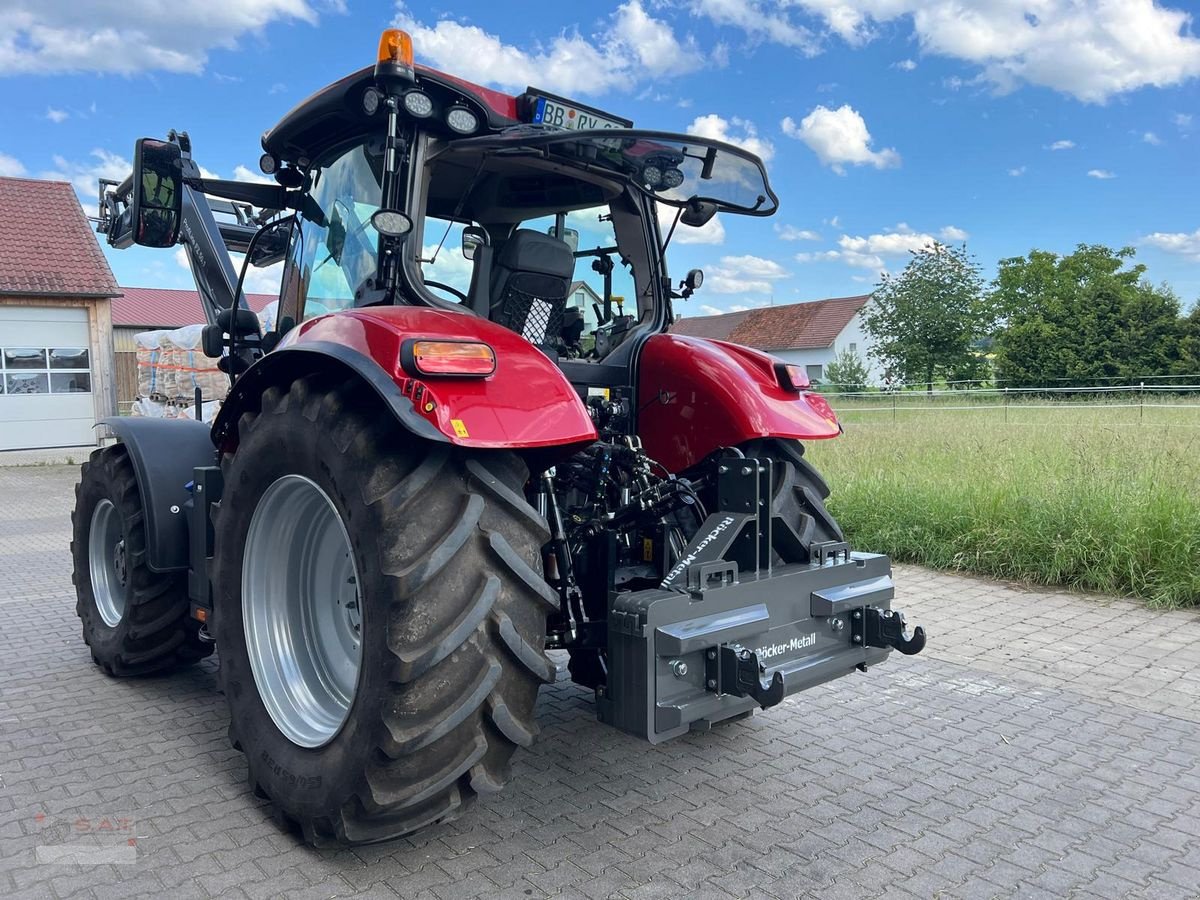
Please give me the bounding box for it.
[806,401,1200,608]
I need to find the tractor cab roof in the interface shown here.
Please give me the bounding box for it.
[261,65,523,166]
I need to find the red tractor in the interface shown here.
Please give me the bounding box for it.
[72,30,924,846]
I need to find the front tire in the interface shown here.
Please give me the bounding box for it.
[70,445,213,675]
[211,375,557,845]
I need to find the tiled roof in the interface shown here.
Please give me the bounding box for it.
[112,287,278,328]
[671,295,869,351]
[0,177,120,298]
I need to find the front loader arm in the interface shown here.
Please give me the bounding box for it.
[96,132,292,334]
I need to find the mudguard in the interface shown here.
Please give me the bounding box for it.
[213,307,597,452]
[98,417,218,572]
[637,333,841,472]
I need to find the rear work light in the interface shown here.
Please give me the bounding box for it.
[402,340,496,377]
[775,362,810,392]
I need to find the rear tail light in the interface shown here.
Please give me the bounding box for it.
[402,340,496,377]
[775,362,810,392]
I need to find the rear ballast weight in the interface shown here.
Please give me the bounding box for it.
[71,26,925,847]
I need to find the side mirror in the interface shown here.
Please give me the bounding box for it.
[462,226,490,261]
[131,138,183,248]
[680,199,717,228]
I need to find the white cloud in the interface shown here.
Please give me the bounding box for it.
[0,1,321,75]
[1008,165,1027,176]
[233,164,274,185]
[687,114,774,161]
[45,107,68,123]
[659,202,726,244]
[1175,113,1194,128]
[0,152,26,177]
[795,223,950,270]
[696,0,1200,103]
[1140,228,1200,260]
[775,224,821,241]
[1143,131,1162,145]
[419,243,475,295]
[781,105,900,173]
[394,1,702,96]
[1087,168,1116,179]
[692,0,820,53]
[42,148,130,199]
[176,245,283,295]
[894,58,917,71]
[706,254,789,293]
[1047,139,1076,150]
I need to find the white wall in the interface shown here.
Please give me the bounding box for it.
[773,310,884,386]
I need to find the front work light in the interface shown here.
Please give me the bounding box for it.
[446,106,479,134]
[403,340,496,377]
[376,29,415,83]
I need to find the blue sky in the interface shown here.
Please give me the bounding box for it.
[1,0,1197,315]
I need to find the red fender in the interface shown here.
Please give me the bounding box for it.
[637,334,840,472]
[254,307,597,450]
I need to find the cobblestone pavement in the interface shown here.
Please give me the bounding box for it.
[2,463,1199,899]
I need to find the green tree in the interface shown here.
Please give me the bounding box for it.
[992,245,1183,387]
[861,242,992,392]
[822,348,872,393]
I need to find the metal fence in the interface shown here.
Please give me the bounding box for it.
[820,382,1200,425]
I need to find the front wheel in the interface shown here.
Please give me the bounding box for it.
[70,445,212,675]
[211,375,557,845]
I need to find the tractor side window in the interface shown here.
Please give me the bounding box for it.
[293,141,385,320]
[417,216,475,305]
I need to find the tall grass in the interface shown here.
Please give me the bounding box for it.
[806,415,1200,607]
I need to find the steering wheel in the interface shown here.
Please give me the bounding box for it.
[424,280,468,303]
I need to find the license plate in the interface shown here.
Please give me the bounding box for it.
[532,96,626,131]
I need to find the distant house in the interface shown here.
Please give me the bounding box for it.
[568,280,603,331]
[671,295,879,384]
[110,287,277,411]
[0,177,120,451]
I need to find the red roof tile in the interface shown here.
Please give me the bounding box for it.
[0,177,119,298]
[672,295,869,351]
[112,287,278,328]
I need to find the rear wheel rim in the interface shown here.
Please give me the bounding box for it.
[242,475,362,749]
[88,499,128,627]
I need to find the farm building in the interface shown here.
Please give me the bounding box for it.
[110,288,276,412]
[671,295,880,384]
[0,177,119,452]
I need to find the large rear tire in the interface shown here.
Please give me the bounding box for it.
[70,445,213,675]
[211,375,556,845]
[741,437,844,562]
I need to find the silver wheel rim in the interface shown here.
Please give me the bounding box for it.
[88,499,128,627]
[242,475,363,749]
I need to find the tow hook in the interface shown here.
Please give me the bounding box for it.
[705,645,786,709]
[854,606,926,655]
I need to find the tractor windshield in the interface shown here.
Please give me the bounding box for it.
[431,129,778,215]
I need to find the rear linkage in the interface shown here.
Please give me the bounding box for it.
[533,422,926,742]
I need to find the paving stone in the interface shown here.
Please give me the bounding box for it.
[3,465,1200,900]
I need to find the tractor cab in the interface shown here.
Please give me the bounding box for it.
[254,31,777,381]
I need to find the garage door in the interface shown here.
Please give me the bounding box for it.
[0,306,96,451]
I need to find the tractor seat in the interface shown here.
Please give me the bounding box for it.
[489,230,575,345]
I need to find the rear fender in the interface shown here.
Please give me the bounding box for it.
[637,333,840,472]
[98,417,218,572]
[212,306,597,452]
